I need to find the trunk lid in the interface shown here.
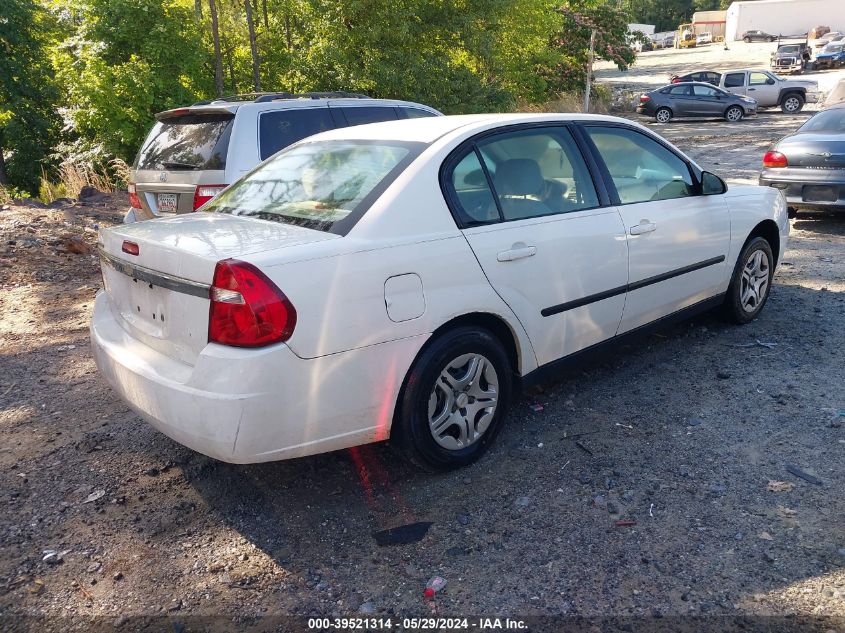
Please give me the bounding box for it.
[778,134,845,168]
[99,214,338,364]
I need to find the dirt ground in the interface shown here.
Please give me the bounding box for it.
[1,112,844,632]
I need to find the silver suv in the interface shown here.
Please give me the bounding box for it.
[125,92,442,222]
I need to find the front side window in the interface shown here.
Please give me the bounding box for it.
[585,126,694,204]
[693,85,719,97]
[206,140,421,233]
[749,72,772,86]
[258,108,336,160]
[724,73,745,88]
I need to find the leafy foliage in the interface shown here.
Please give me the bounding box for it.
[2,0,638,190]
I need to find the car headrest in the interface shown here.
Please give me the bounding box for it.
[493,159,544,197]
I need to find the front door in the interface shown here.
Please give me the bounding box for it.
[582,125,731,333]
[444,126,629,366]
[746,71,780,107]
[691,84,727,116]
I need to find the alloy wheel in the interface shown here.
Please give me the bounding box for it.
[740,249,770,313]
[783,96,801,112]
[656,109,671,123]
[428,353,499,450]
[726,106,743,122]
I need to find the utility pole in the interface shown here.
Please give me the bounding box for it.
[584,28,596,112]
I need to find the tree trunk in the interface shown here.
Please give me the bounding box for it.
[0,139,8,186]
[194,0,202,18]
[262,0,268,28]
[222,37,236,92]
[284,12,292,49]
[244,0,260,91]
[208,0,224,96]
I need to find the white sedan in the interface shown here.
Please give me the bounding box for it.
[91,114,789,471]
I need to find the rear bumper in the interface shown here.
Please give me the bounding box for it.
[759,170,845,210]
[91,292,427,463]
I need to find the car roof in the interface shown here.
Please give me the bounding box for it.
[298,113,644,145]
[158,97,441,118]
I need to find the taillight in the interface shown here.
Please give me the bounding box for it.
[208,259,296,347]
[763,151,788,168]
[639,94,651,102]
[128,183,142,210]
[193,184,227,211]
[122,240,140,256]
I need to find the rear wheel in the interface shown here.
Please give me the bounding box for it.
[725,105,744,122]
[744,36,751,43]
[393,327,513,471]
[722,237,774,324]
[781,93,805,113]
[655,107,672,123]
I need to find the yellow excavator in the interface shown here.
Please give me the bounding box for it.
[676,23,697,48]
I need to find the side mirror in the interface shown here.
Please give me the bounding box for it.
[767,78,776,85]
[701,171,727,195]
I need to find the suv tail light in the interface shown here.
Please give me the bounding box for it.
[128,183,142,210]
[193,184,227,211]
[763,151,788,168]
[208,259,296,348]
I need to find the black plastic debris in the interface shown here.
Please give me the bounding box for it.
[785,464,822,486]
[373,521,433,546]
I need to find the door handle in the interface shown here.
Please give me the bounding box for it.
[629,221,657,235]
[748,88,756,91]
[497,244,537,262]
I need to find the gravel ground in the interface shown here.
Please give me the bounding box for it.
[1,114,844,632]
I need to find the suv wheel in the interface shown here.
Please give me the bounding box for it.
[393,327,513,471]
[725,105,744,122]
[781,93,805,113]
[744,37,751,42]
[655,107,672,123]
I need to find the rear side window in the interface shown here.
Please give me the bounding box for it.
[724,73,745,88]
[135,113,234,170]
[338,107,398,126]
[399,107,438,119]
[205,140,423,234]
[668,85,692,95]
[586,126,694,204]
[259,108,336,160]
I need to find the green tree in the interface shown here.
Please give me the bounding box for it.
[0,0,60,191]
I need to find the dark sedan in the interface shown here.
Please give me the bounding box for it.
[743,30,776,42]
[759,103,845,216]
[637,82,758,123]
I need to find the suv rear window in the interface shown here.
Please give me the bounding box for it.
[135,113,234,170]
[259,109,336,160]
[205,140,423,234]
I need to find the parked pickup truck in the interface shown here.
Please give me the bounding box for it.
[717,68,819,113]
[771,43,812,74]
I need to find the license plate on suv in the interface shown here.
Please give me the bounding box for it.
[157,193,178,213]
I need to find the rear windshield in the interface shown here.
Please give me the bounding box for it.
[799,109,845,132]
[135,113,234,170]
[204,140,424,234]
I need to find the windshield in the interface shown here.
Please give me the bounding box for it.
[798,108,845,132]
[204,140,423,234]
[778,46,800,54]
[135,113,234,171]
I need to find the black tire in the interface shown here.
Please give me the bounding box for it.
[725,105,744,122]
[744,37,751,43]
[722,236,775,324]
[393,327,513,471]
[787,207,798,219]
[655,107,672,123]
[780,92,805,113]
[768,36,775,42]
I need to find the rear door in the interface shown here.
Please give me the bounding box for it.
[665,84,696,115]
[132,110,235,216]
[722,71,748,97]
[444,125,629,366]
[581,124,731,332]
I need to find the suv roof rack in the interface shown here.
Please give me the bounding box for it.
[191,91,370,106]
